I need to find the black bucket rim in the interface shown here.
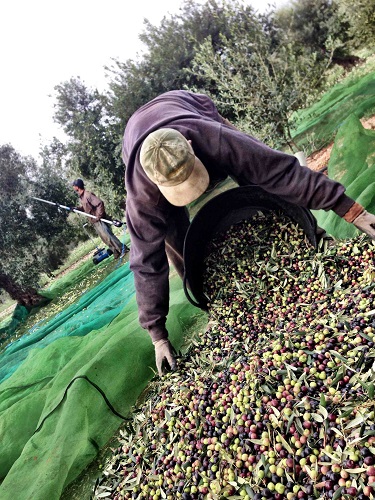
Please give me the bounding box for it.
[183,186,317,310]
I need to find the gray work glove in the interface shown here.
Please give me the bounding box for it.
[352,210,375,239]
[153,339,176,376]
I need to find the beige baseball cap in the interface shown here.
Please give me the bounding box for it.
[140,128,209,206]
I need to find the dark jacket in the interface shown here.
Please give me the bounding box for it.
[77,190,106,224]
[122,90,355,342]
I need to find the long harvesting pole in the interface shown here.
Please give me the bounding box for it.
[32,196,125,227]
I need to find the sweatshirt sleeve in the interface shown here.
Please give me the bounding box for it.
[216,125,355,216]
[126,195,170,342]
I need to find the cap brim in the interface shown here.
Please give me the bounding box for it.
[158,157,209,206]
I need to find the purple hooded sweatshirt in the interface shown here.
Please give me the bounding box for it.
[122,90,354,342]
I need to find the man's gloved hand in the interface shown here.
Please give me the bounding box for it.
[352,210,375,239]
[153,339,176,376]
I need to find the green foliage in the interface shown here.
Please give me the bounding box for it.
[106,0,249,132]
[273,0,352,63]
[39,137,68,175]
[337,0,375,49]
[45,0,375,205]
[0,144,79,304]
[53,78,126,218]
[188,2,325,149]
[106,0,354,151]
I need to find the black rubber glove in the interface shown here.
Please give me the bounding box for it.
[153,339,177,376]
[352,211,375,239]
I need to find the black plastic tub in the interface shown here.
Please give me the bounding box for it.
[183,186,318,310]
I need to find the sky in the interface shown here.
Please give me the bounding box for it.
[1,0,287,160]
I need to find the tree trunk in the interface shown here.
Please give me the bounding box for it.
[0,272,47,308]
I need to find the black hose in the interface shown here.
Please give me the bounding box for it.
[33,375,131,435]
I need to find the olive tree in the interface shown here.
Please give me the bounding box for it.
[336,0,375,49]
[188,2,326,150]
[53,77,125,218]
[106,0,251,132]
[0,144,77,307]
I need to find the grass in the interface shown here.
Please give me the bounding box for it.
[1,236,106,322]
[0,297,16,318]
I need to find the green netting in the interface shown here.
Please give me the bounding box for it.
[42,231,131,301]
[0,259,208,499]
[0,262,135,384]
[292,70,375,151]
[0,233,131,343]
[313,114,375,238]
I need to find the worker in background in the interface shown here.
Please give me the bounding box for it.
[72,178,128,259]
[122,90,375,376]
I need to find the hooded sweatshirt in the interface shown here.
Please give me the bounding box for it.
[122,90,355,342]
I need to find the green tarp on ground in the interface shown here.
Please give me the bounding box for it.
[0,263,135,384]
[292,69,375,151]
[0,261,207,499]
[313,114,375,238]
